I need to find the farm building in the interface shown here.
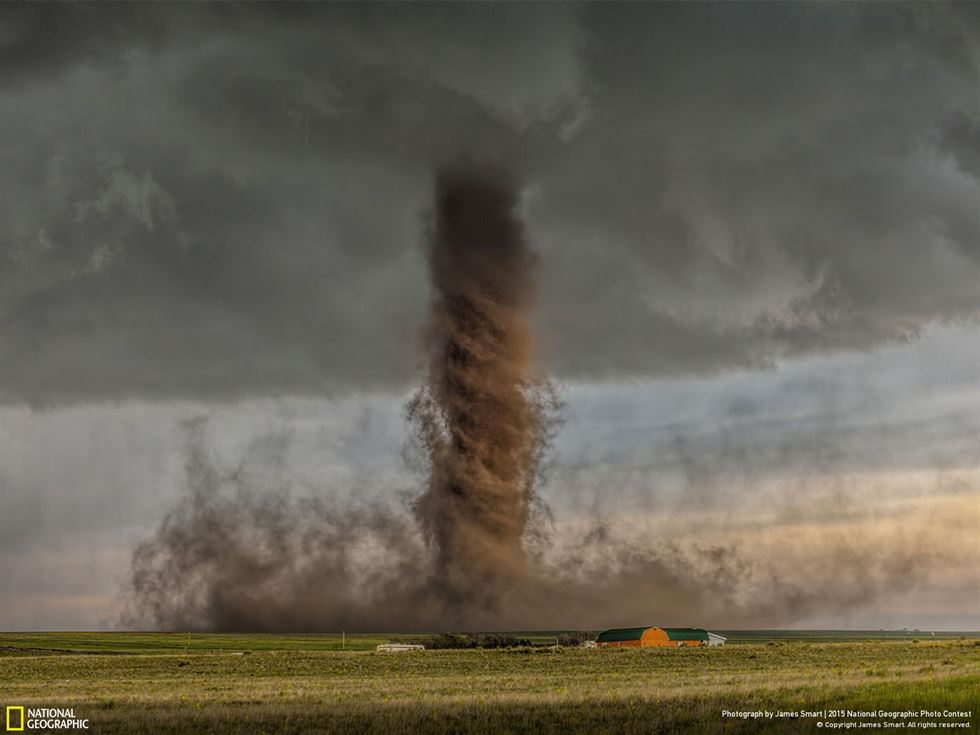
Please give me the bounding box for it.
[595,627,718,648]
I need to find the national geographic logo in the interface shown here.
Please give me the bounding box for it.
[5,707,89,731]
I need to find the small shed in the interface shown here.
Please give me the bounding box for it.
[707,632,727,646]
[595,627,711,648]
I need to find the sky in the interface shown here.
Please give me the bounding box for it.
[0,3,978,631]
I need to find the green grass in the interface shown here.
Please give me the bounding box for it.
[1,635,977,733]
[2,629,975,655]
[0,632,414,654]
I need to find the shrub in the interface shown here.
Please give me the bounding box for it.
[556,633,592,647]
[478,635,533,649]
[416,634,477,650]
[415,634,536,650]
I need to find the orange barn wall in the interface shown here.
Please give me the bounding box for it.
[645,627,706,647]
[640,628,671,647]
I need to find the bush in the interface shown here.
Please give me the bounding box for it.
[415,634,536,650]
[417,634,477,650]
[556,633,592,647]
[478,635,533,649]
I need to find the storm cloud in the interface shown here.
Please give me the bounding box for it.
[0,3,977,632]
[1,3,977,403]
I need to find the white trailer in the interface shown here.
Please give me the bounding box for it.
[376,644,426,652]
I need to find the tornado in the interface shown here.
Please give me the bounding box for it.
[409,164,548,615]
[121,163,922,634]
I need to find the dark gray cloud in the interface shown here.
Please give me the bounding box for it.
[1,3,977,403]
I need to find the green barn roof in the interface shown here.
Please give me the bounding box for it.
[595,627,649,642]
[662,628,709,642]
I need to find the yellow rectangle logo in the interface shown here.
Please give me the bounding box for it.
[5,706,25,732]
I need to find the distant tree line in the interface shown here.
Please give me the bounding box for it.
[410,632,594,649]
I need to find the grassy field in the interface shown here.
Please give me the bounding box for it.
[2,630,976,654]
[1,633,977,733]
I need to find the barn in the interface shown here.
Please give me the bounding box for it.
[595,627,712,648]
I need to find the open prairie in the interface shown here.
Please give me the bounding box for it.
[1,633,977,734]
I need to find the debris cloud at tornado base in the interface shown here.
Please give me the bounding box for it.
[122,165,934,632]
[125,164,559,630]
